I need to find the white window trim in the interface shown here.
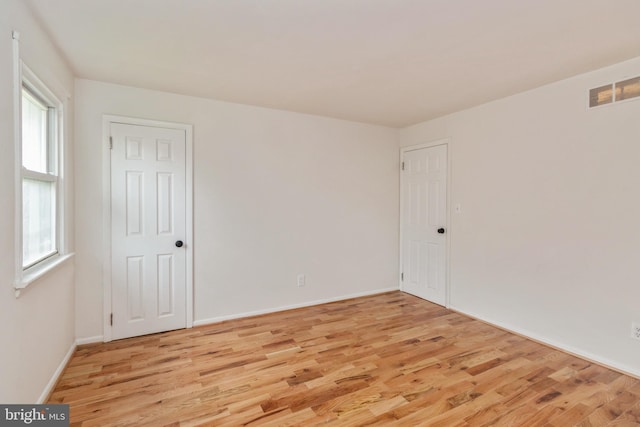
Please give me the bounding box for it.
[12,31,73,297]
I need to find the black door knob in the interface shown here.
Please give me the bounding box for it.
[437,228,445,234]
[175,240,184,248]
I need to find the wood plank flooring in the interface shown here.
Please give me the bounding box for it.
[49,292,640,426]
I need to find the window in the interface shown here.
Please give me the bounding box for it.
[12,35,70,295]
[14,61,69,290]
[21,84,58,269]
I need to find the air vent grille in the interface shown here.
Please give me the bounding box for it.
[589,76,640,108]
[616,76,640,101]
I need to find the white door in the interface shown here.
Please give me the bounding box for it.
[401,144,448,305]
[110,122,187,340]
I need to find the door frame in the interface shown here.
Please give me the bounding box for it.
[399,139,452,308]
[102,115,194,342]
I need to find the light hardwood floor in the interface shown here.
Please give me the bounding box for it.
[49,292,640,426]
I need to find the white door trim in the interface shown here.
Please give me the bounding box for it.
[102,115,194,342]
[399,139,452,308]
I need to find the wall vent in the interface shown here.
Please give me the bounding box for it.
[589,76,640,108]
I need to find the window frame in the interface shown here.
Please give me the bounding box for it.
[13,56,71,294]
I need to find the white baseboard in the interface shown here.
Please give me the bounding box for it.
[449,305,640,380]
[38,335,104,403]
[38,341,76,404]
[194,287,398,327]
[75,335,104,346]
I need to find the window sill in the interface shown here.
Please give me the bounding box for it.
[14,253,75,297]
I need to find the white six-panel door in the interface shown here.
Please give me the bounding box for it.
[401,144,448,305]
[110,122,187,340]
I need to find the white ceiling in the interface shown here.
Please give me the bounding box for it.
[26,0,640,127]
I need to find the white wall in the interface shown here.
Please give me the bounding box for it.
[0,1,75,403]
[75,80,399,339]
[400,56,640,376]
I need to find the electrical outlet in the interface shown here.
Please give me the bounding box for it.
[632,323,640,340]
[297,274,306,287]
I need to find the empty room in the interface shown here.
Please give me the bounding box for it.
[1,0,640,425]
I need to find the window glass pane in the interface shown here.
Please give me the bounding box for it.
[589,84,613,108]
[22,89,49,173]
[23,178,56,267]
[616,76,640,101]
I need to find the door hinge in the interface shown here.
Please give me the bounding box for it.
[110,313,113,326]
[401,162,405,171]
[401,272,404,281]
[109,136,113,150]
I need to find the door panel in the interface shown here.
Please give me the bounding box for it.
[111,123,187,340]
[401,144,447,305]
